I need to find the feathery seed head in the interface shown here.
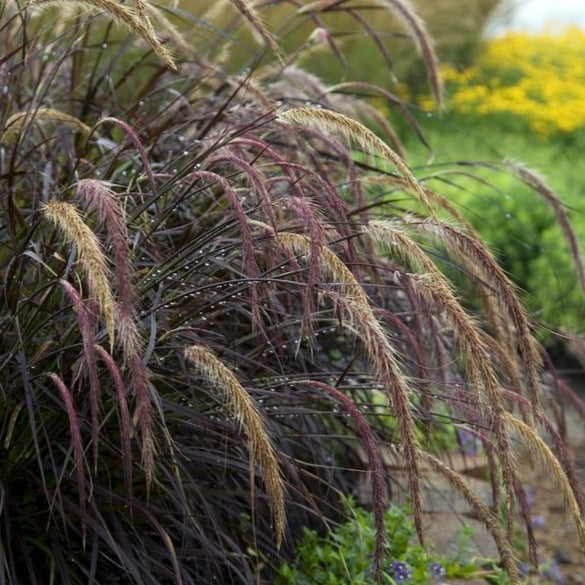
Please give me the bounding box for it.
[1,107,91,145]
[30,0,177,70]
[77,179,141,360]
[278,107,434,214]
[504,413,585,552]
[44,201,116,349]
[184,345,286,549]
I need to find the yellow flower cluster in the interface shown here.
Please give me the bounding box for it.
[441,27,585,137]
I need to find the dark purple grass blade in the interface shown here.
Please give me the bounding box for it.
[98,117,156,194]
[47,373,87,541]
[94,345,133,499]
[303,380,388,581]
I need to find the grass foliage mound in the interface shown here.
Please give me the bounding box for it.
[1,1,584,583]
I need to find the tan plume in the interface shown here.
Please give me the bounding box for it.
[278,107,434,214]
[184,345,286,549]
[1,108,91,145]
[30,0,176,70]
[43,201,116,349]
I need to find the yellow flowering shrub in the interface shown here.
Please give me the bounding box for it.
[441,27,585,137]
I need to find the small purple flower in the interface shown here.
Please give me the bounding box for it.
[364,563,374,579]
[428,561,446,580]
[524,485,536,508]
[541,559,565,585]
[457,428,480,456]
[531,514,546,528]
[517,562,531,577]
[387,560,412,583]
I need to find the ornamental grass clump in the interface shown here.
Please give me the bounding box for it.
[2,1,585,583]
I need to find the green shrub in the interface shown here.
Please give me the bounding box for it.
[276,500,506,585]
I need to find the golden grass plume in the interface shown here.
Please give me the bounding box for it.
[130,0,189,54]
[408,217,543,408]
[367,219,520,523]
[421,452,520,583]
[184,345,286,549]
[201,0,280,60]
[367,220,491,398]
[30,0,176,70]
[77,179,141,360]
[504,413,585,552]
[227,0,280,56]
[1,107,92,145]
[43,200,116,349]
[277,107,433,214]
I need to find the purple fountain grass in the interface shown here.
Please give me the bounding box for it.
[227,0,281,57]
[375,307,430,386]
[374,0,443,107]
[319,80,427,150]
[188,170,260,279]
[268,160,359,265]
[280,124,368,225]
[1,107,92,145]
[503,412,585,552]
[505,389,585,518]
[184,344,287,550]
[208,154,278,228]
[77,179,141,360]
[231,137,307,199]
[43,200,117,350]
[299,0,443,107]
[97,117,156,193]
[94,345,133,499]
[47,373,87,536]
[30,0,177,70]
[353,100,406,159]
[408,217,543,410]
[368,220,521,530]
[188,169,263,325]
[324,288,425,544]
[4,1,584,581]
[278,107,435,215]
[272,225,426,543]
[61,280,102,471]
[279,196,326,340]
